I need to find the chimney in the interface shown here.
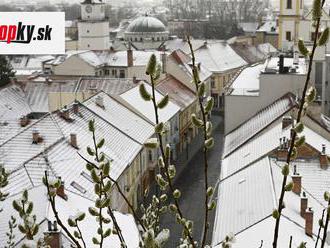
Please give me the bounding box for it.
[70,133,78,149]
[292,170,302,195]
[32,129,40,144]
[282,116,293,129]
[127,43,133,67]
[161,52,167,73]
[278,54,284,73]
[96,95,104,108]
[20,115,30,127]
[300,192,308,218]
[320,144,328,169]
[72,102,79,114]
[61,107,70,121]
[56,180,68,201]
[305,207,314,236]
[45,221,61,248]
[133,76,138,84]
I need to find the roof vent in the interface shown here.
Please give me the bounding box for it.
[70,133,78,149]
[20,115,30,127]
[96,95,104,108]
[320,144,328,169]
[282,116,293,129]
[32,129,42,144]
[60,107,72,122]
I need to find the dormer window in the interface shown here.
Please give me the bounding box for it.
[287,0,292,9]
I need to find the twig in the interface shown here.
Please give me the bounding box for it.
[321,200,330,248]
[289,236,292,248]
[149,71,197,247]
[272,2,326,247]
[89,126,127,247]
[44,171,82,248]
[259,240,264,248]
[315,209,325,248]
[188,36,211,248]
[77,152,146,232]
[75,221,87,248]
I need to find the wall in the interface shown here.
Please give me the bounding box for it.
[78,21,110,50]
[225,72,307,134]
[53,56,96,76]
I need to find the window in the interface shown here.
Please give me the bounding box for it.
[211,77,215,88]
[148,150,153,161]
[286,31,291,41]
[71,181,87,194]
[87,30,90,33]
[119,70,125,78]
[140,37,143,42]
[287,0,292,9]
[104,69,109,76]
[112,69,117,77]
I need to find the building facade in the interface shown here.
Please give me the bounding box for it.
[78,0,110,50]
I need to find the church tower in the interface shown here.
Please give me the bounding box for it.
[278,0,304,51]
[78,0,110,50]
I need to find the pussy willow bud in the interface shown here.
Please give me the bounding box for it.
[282,164,290,176]
[285,181,294,191]
[139,84,152,101]
[191,114,203,128]
[312,0,322,21]
[318,27,329,46]
[205,138,214,149]
[146,54,157,76]
[298,39,309,56]
[295,135,305,147]
[204,96,214,113]
[294,122,304,133]
[198,82,205,97]
[305,87,316,103]
[157,95,169,109]
[272,209,280,219]
[144,138,159,149]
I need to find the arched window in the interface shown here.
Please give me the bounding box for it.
[287,0,292,9]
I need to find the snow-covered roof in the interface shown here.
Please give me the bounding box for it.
[169,49,212,84]
[229,63,265,96]
[0,185,139,247]
[0,102,144,195]
[156,75,196,110]
[83,92,154,144]
[76,78,136,96]
[194,41,248,73]
[120,82,180,124]
[22,80,78,113]
[257,20,278,34]
[222,118,330,179]
[223,94,297,157]
[213,156,328,247]
[99,50,164,67]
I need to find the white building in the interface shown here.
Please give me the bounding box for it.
[278,0,330,116]
[78,0,110,50]
[213,94,330,247]
[120,82,181,160]
[124,15,169,50]
[224,56,307,134]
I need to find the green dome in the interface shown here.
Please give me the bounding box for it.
[126,16,166,33]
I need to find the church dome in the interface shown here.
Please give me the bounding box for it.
[126,16,166,33]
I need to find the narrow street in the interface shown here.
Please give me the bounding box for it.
[160,113,224,247]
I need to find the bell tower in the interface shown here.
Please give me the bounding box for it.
[77,0,110,50]
[278,0,304,51]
